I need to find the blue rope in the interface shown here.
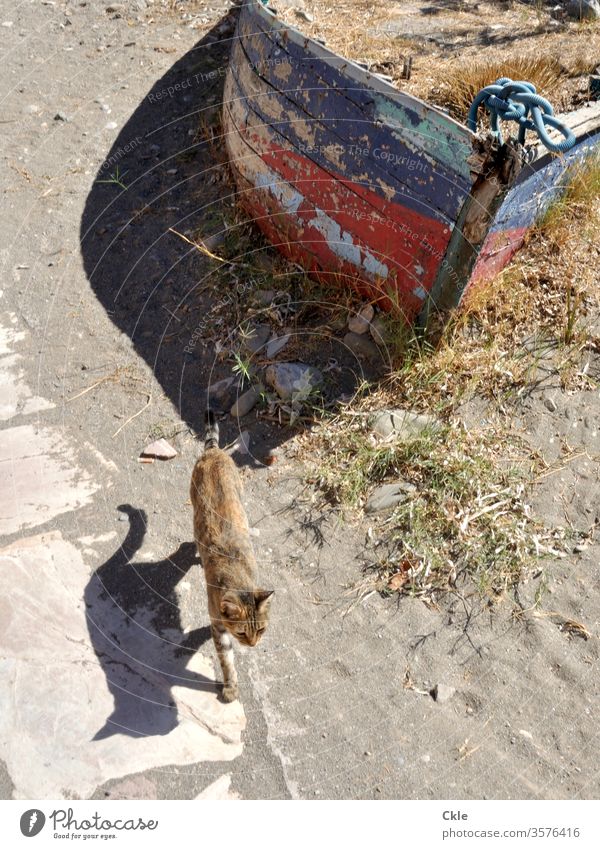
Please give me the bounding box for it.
[468,78,576,154]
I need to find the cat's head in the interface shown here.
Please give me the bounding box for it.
[219,589,274,646]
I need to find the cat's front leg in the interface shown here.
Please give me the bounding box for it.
[211,624,238,702]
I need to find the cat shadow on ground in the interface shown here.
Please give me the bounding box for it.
[84,504,214,740]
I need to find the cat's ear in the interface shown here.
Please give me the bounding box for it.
[220,591,243,620]
[254,590,274,611]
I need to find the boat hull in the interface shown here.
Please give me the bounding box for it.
[223,0,600,322]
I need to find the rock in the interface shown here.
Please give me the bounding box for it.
[364,482,416,514]
[53,111,70,122]
[371,408,439,440]
[348,303,374,335]
[241,323,271,354]
[566,0,600,20]
[208,376,235,401]
[295,9,315,22]
[266,334,291,358]
[370,315,392,346]
[202,232,226,252]
[544,396,558,413]
[140,438,177,460]
[252,289,276,306]
[343,331,381,361]
[431,683,455,703]
[230,386,260,418]
[265,362,323,401]
[229,430,251,455]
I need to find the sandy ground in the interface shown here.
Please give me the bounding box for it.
[0,0,599,800]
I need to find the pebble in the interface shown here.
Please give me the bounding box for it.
[431,683,456,703]
[544,396,558,413]
[343,331,381,361]
[369,314,391,346]
[265,362,323,401]
[364,482,416,514]
[266,333,291,359]
[140,438,178,460]
[347,303,374,335]
[105,121,118,130]
[566,0,600,20]
[232,430,251,455]
[371,408,439,440]
[54,111,70,122]
[242,323,271,354]
[252,288,276,306]
[519,729,533,740]
[230,386,260,418]
[208,376,234,400]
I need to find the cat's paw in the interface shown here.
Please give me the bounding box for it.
[221,684,239,703]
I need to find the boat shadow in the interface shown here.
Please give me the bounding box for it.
[84,505,215,739]
[79,12,386,469]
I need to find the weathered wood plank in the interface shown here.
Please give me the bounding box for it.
[228,38,465,223]
[242,1,474,177]
[223,96,440,317]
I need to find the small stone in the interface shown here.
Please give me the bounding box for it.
[364,482,416,514]
[343,331,381,361]
[348,303,374,334]
[208,376,234,400]
[252,289,276,306]
[231,430,251,455]
[369,315,391,346]
[431,683,456,703]
[105,121,118,130]
[519,729,533,740]
[421,754,431,763]
[295,9,314,22]
[54,111,70,122]
[265,362,323,401]
[202,232,226,252]
[544,397,558,413]
[266,334,291,358]
[241,323,271,354]
[230,386,260,418]
[371,408,439,440]
[566,0,600,20]
[140,438,177,460]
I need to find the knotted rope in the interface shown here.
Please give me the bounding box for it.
[468,78,576,153]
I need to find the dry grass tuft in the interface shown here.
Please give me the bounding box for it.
[434,56,566,121]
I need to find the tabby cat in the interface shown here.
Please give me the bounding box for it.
[190,410,273,702]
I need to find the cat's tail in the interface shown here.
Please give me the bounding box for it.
[204,409,220,450]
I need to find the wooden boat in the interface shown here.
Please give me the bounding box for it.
[223,0,600,325]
